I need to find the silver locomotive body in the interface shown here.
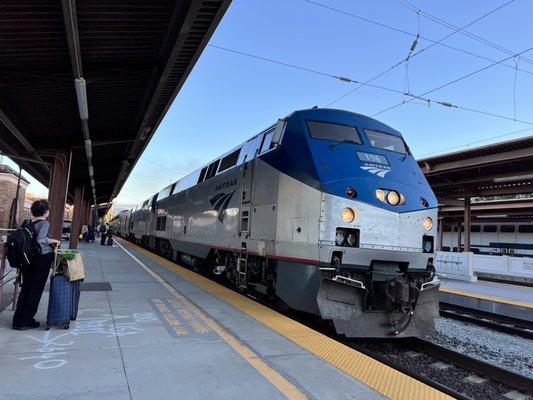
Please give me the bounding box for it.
[117,109,440,338]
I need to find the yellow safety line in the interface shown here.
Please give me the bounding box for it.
[117,238,451,400]
[115,240,307,400]
[440,286,533,309]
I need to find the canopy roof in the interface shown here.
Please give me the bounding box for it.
[0,0,230,203]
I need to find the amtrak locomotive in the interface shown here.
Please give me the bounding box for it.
[113,108,440,338]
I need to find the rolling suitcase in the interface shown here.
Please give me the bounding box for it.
[46,274,72,330]
[107,236,113,246]
[71,281,81,321]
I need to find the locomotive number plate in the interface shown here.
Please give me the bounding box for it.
[357,152,389,165]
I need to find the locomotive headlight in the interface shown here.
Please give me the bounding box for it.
[375,189,386,202]
[423,217,433,231]
[341,207,356,223]
[386,190,400,206]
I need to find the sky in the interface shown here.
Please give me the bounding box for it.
[5,0,533,210]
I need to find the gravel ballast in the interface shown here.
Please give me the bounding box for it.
[429,317,533,377]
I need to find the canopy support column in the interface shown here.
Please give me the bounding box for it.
[438,217,444,251]
[48,151,72,240]
[69,186,84,249]
[464,197,471,253]
[456,222,462,253]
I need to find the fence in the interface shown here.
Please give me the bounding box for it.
[435,250,533,282]
[0,229,18,310]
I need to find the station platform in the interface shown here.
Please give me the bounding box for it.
[439,279,533,322]
[0,239,451,400]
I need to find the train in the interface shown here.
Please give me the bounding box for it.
[111,108,440,338]
[441,222,533,257]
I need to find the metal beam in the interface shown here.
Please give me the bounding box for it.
[424,147,533,175]
[61,0,83,78]
[434,183,533,198]
[0,107,50,174]
[431,169,533,188]
[109,0,232,203]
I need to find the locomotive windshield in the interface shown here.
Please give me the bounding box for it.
[307,120,361,143]
[365,129,408,154]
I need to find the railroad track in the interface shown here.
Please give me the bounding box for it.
[440,303,533,340]
[350,337,533,400]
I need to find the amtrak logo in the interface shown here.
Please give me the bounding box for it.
[210,189,236,222]
[360,165,391,178]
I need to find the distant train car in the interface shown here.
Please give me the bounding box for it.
[117,108,440,338]
[442,222,533,257]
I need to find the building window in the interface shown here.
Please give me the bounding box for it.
[471,225,481,232]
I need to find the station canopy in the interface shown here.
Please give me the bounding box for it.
[0,0,230,203]
[418,136,533,202]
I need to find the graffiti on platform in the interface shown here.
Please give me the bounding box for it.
[71,312,158,337]
[19,312,158,370]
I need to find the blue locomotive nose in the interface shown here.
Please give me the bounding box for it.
[299,110,437,212]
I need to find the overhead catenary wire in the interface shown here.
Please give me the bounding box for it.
[371,47,533,117]
[395,0,533,66]
[302,0,533,77]
[209,44,533,126]
[323,0,526,107]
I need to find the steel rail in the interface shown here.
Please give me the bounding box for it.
[405,337,533,394]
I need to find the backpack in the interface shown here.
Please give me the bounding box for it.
[5,220,42,271]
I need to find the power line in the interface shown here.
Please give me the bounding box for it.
[302,0,533,77]
[324,0,526,107]
[371,48,533,117]
[418,127,533,158]
[395,0,533,66]
[209,44,533,125]
[140,156,180,173]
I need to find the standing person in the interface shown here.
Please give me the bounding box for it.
[12,199,60,330]
[81,224,88,243]
[99,223,108,245]
[106,226,114,246]
[96,221,101,238]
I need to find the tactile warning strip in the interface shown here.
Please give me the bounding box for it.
[118,239,451,400]
[440,287,533,309]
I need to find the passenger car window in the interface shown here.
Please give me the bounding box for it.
[500,225,515,233]
[174,169,201,194]
[158,183,174,201]
[307,121,361,143]
[198,166,207,183]
[483,225,497,232]
[205,159,220,180]
[218,149,241,173]
[239,134,263,164]
[365,130,408,154]
[260,129,275,153]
